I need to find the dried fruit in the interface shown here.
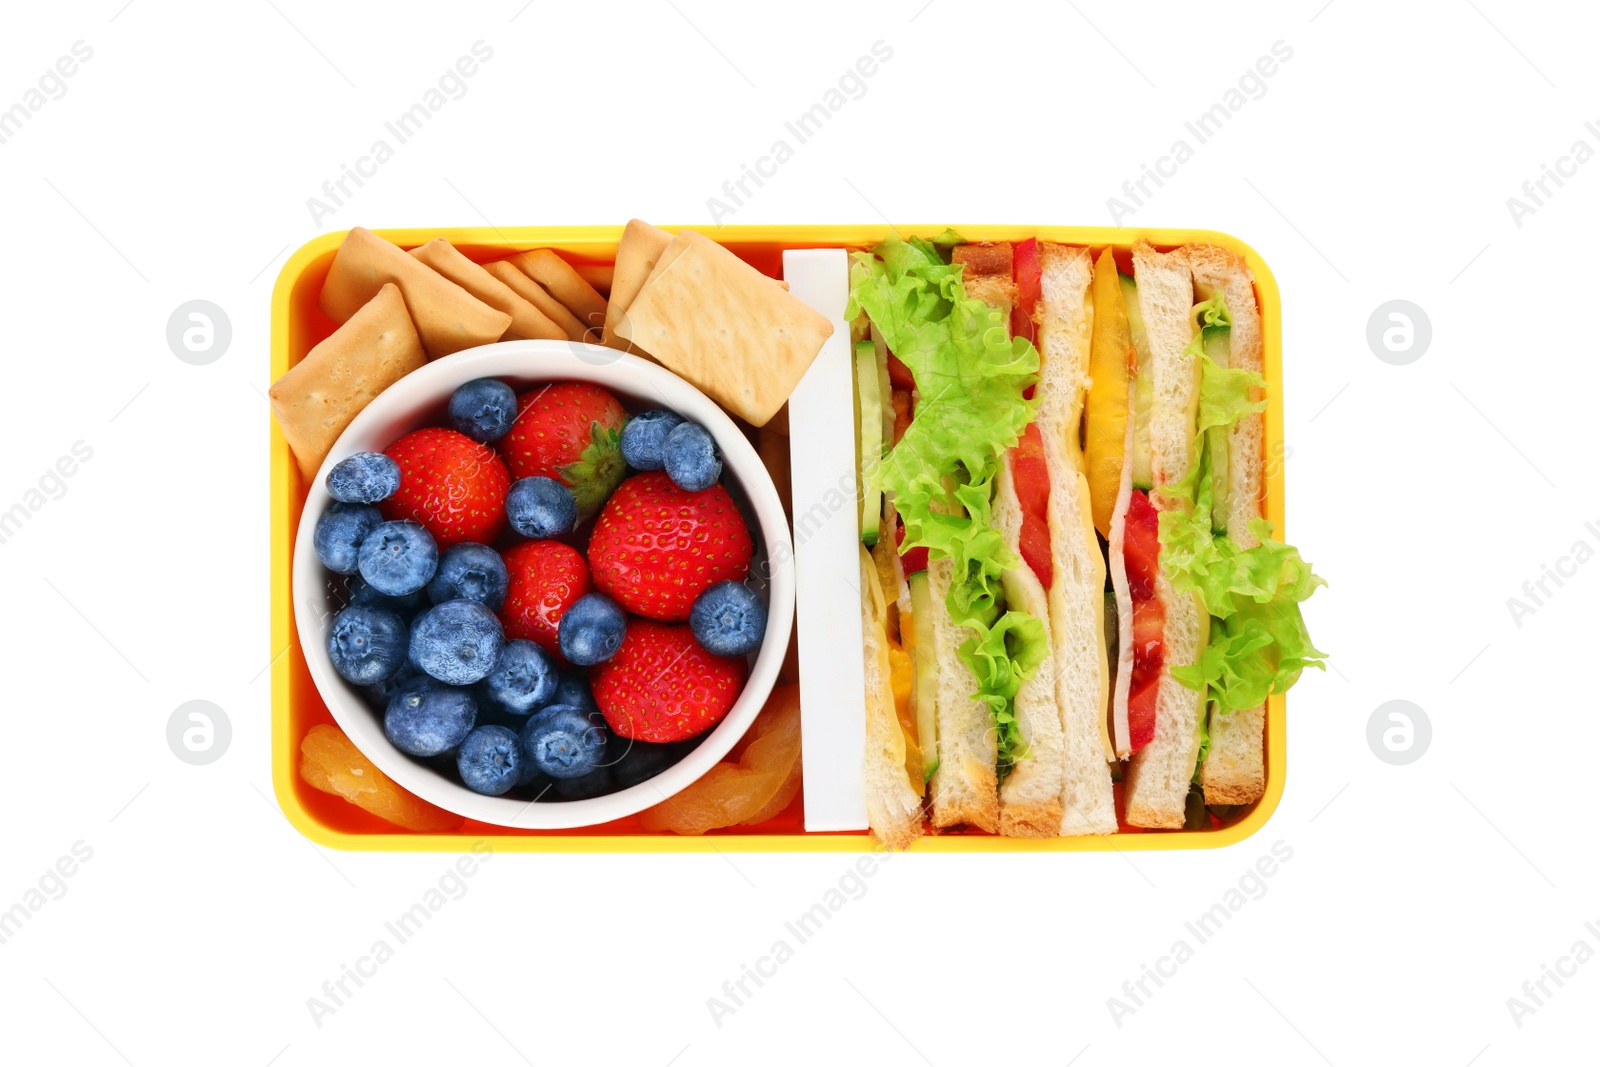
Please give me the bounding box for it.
[299,724,463,832]
[637,685,801,835]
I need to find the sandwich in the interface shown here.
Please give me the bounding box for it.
[1091,240,1325,828]
[849,232,1325,846]
[848,233,1118,845]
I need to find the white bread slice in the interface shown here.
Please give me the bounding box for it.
[860,545,925,849]
[1036,243,1118,835]
[1188,244,1268,808]
[1123,242,1206,830]
[993,460,1066,837]
[927,554,1000,833]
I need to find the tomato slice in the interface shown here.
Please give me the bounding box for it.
[1122,490,1161,601]
[1012,237,1041,346]
[1121,489,1165,756]
[887,353,916,390]
[891,388,911,446]
[895,516,929,575]
[1008,422,1052,589]
[1127,674,1158,753]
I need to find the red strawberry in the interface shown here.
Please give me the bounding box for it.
[500,540,592,658]
[587,471,753,622]
[593,621,746,742]
[382,428,509,548]
[500,382,627,522]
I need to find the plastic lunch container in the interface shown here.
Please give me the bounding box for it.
[270,225,1287,853]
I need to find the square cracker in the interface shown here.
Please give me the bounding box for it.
[614,230,833,426]
[601,219,672,351]
[319,226,511,359]
[270,283,425,480]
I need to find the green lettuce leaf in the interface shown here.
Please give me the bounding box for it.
[1159,302,1326,715]
[847,235,1046,764]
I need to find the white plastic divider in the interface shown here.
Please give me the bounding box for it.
[782,248,869,832]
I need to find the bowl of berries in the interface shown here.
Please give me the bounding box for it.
[291,340,795,829]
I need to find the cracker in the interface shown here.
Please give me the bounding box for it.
[408,238,566,341]
[507,249,607,338]
[575,263,613,295]
[318,226,511,359]
[602,219,673,351]
[270,283,424,479]
[614,230,833,426]
[482,260,587,342]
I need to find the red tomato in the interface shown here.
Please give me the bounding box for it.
[1127,674,1158,754]
[1011,237,1041,345]
[1008,422,1052,589]
[891,388,911,446]
[1130,596,1165,679]
[894,517,928,575]
[1122,490,1161,601]
[887,353,916,390]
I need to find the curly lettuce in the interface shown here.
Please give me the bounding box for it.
[847,235,1046,764]
[1159,300,1326,714]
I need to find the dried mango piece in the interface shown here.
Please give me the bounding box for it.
[638,685,801,835]
[299,724,463,833]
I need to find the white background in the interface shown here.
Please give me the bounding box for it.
[0,1,1593,1063]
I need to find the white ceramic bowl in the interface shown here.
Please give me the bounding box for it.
[292,340,795,829]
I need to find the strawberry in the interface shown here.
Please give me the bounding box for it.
[499,540,592,659]
[587,471,753,622]
[381,427,509,548]
[500,382,627,522]
[592,620,746,742]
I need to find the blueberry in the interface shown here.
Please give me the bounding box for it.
[505,477,577,539]
[557,593,626,666]
[347,573,429,617]
[457,725,524,796]
[326,604,408,686]
[325,452,401,504]
[314,503,383,575]
[609,736,678,790]
[481,639,559,716]
[427,542,509,609]
[448,378,519,444]
[410,599,505,685]
[361,662,425,711]
[553,671,598,714]
[357,520,438,596]
[554,765,614,800]
[662,421,722,492]
[520,705,608,780]
[385,682,477,757]
[619,409,684,471]
[689,581,767,657]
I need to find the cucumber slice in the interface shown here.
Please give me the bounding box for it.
[1120,273,1155,490]
[1202,325,1232,533]
[854,340,883,545]
[870,324,895,449]
[907,569,939,783]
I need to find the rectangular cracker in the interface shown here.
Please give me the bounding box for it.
[507,248,607,339]
[409,238,565,341]
[270,283,425,479]
[318,226,510,359]
[482,260,587,342]
[602,219,673,351]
